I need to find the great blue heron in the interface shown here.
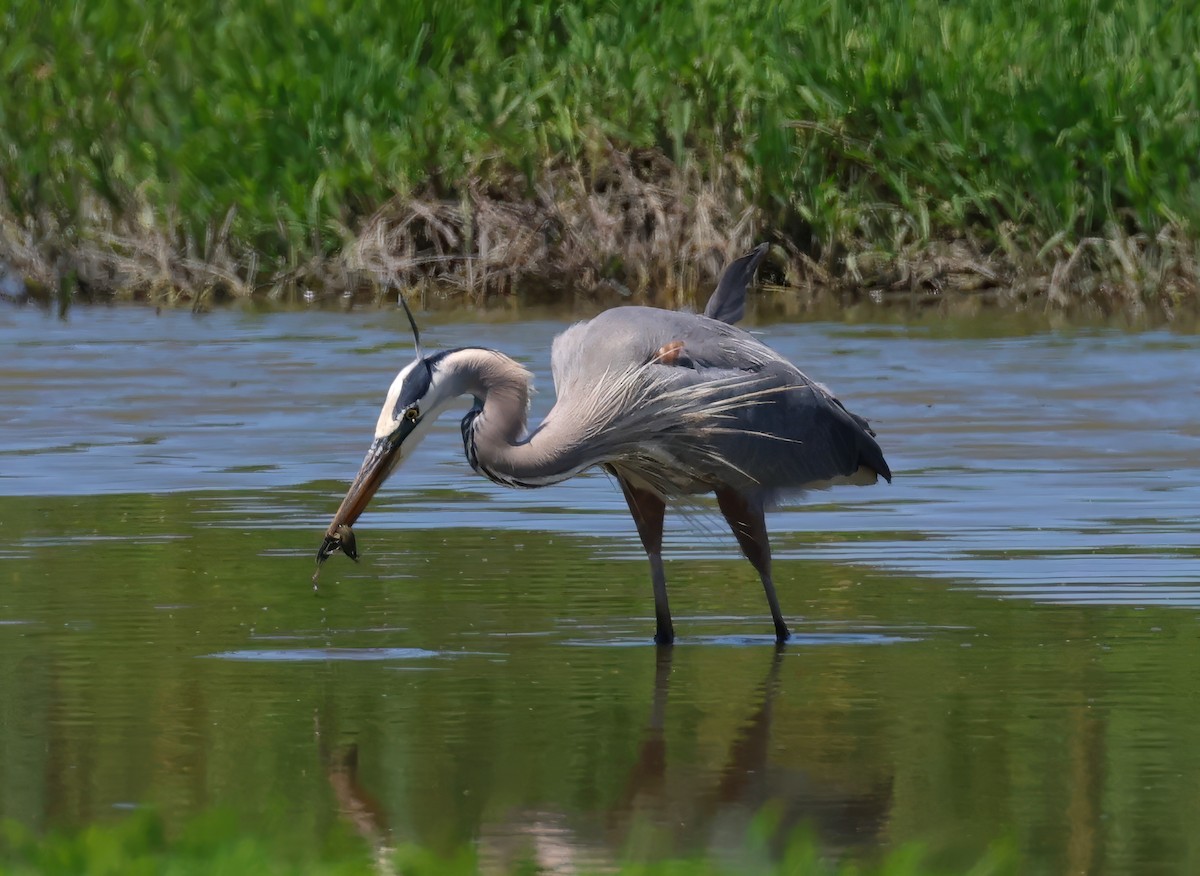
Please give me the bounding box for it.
[316,244,891,645]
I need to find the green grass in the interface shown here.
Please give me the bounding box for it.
[0,810,1016,876]
[2,0,1198,309]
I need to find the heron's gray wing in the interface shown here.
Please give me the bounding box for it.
[702,243,769,325]
[727,360,892,488]
[643,357,892,495]
[549,306,890,494]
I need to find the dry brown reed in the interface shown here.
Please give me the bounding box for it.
[2,148,1197,320]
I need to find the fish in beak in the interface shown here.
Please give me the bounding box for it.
[313,435,403,583]
[315,293,448,586]
[312,337,459,585]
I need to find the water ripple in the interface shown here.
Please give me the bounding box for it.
[202,647,445,662]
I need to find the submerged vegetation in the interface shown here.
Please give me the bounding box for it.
[2,0,1198,315]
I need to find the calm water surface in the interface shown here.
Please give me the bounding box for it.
[1,304,1198,874]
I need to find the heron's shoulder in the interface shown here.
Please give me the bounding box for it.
[551,306,775,374]
[568,305,705,339]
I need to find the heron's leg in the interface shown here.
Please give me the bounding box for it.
[715,489,790,643]
[613,473,673,646]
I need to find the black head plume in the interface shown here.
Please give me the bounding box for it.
[398,292,424,359]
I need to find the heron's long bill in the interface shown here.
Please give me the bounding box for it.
[315,437,399,567]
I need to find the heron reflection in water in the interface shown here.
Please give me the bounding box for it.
[316,245,891,644]
[319,648,893,872]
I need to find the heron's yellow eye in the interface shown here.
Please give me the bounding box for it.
[405,406,420,422]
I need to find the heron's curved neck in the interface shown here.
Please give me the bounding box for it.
[452,349,587,488]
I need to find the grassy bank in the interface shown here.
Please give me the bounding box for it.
[2,0,1198,315]
[0,811,1014,875]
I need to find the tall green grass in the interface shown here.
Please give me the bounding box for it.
[2,0,1197,303]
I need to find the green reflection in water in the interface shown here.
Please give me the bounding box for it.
[1,490,1199,874]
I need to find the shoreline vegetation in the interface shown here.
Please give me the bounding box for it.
[0,810,1016,875]
[3,1,1197,319]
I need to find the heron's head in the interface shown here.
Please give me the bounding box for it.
[316,350,467,566]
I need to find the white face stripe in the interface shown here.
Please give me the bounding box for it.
[370,356,473,471]
[375,361,421,439]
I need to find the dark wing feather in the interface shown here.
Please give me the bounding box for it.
[653,358,891,493]
[702,243,769,325]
